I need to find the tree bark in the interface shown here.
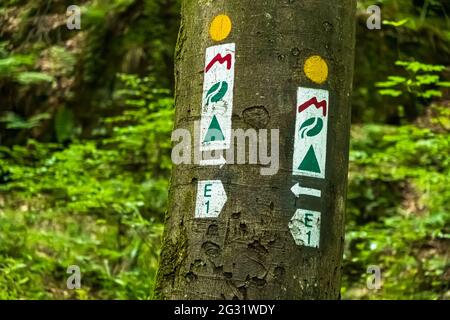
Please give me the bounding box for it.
[155,0,356,300]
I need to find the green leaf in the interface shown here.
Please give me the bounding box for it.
[383,19,409,27]
[418,90,442,99]
[0,112,28,129]
[415,75,440,85]
[395,61,446,73]
[0,112,50,129]
[375,76,406,88]
[0,55,34,75]
[378,89,403,97]
[55,107,75,142]
[387,76,406,83]
[27,113,51,128]
[15,72,54,84]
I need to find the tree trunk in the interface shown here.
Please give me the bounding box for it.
[155,0,356,300]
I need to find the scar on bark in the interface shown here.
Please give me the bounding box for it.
[242,106,270,129]
[202,241,221,257]
[207,224,219,236]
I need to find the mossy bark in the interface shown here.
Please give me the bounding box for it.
[155,0,356,299]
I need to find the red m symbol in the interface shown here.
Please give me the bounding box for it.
[298,97,327,117]
[205,53,232,73]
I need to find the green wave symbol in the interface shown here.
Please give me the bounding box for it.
[299,117,323,138]
[205,81,228,106]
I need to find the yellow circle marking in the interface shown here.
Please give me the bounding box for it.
[209,14,232,42]
[304,55,329,84]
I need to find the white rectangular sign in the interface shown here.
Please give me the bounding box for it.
[292,87,329,179]
[195,180,227,218]
[200,43,235,152]
[288,209,321,248]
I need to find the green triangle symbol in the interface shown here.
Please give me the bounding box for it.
[203,115,225,143]
[299,146,321,173]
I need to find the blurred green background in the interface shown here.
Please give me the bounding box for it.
[0,0,448,299]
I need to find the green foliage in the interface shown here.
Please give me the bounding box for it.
[346,2,450,299]
[353,0,450,123]
[15,71,54,84]
[0,112,51,130]
[45,46,77,77]
[0,0,179,299]
[0,0,448,301]
[342,107,450,300]
[54,107,76,143]
[383,19,409,27]
[0,43,54,85]
[0,54,34,74]
[376,61,449,99]
[0,74,174,299]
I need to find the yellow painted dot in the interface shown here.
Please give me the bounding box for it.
[209,14,232,42]
[304,55,329,84]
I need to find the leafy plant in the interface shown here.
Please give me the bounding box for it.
[0,112,51,130]
[376,61,449,99]
[0,74,174,299]
[343,122,450,300]
[0,50,54,85]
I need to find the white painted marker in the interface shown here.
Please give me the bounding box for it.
[292,87,329,179]
[200,43,235,152]
[291,183,321,198]
[199,156,227,168]
[288,209,321,248]
[195,180,227,218]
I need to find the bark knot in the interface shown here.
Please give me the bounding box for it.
[242,106,270,129]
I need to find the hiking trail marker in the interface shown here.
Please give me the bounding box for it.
[200,43,235,152]
[293,87,329,179]
[209,14,232,42]
[199,155,227,168]
[290,183,321,198]
[288,209,321,248]
[195,17,232,218]
[290,86,329,249]
[304,55,329,85]
[195,180,227,218]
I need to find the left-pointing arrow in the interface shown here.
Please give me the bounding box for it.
[291,183,321,198]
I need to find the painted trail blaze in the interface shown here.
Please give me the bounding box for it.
[209,14,232,42]
[289,209,321,248]
[298,97,328,116]
[200,43,235,151]
[205,81,229,106]
[205,53,232,73]
[203,115,225,142]
[292,87,329,179]
[299,117,324,138]
[195,180,227,218]
[298,145,321,173]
